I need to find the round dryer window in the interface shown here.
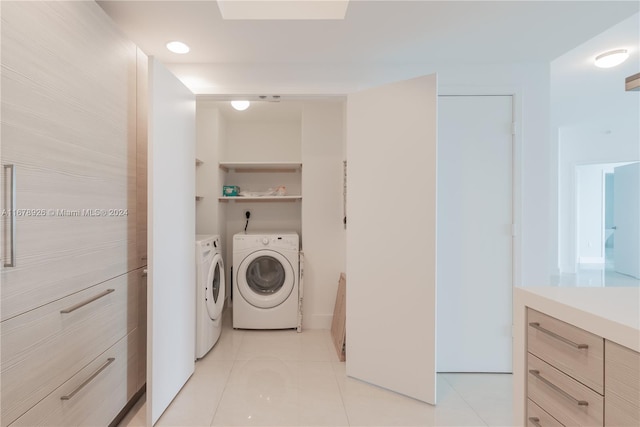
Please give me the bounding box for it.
[206,254,225,320]
[237,250,294,309]
[246,256,285,294]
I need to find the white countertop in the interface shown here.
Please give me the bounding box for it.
[514,286,640,351]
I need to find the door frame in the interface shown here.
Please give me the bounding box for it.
[439,87,522,287]
[436,93,516,372]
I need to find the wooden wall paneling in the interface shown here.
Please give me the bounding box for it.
[0,1,138,321]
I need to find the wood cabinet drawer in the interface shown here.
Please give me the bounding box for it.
[527,399,564,427]
[527,353,603,427]
[605,340,640,426]
[9,331,138,427]
[527,308,603,394]
[1,269,142,426]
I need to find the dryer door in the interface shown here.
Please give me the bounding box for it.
[205,253,225,321]
[236,249,295,309]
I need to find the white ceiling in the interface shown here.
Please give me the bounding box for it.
[99,1,638,78]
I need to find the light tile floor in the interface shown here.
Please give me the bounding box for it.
[119,311,512,427]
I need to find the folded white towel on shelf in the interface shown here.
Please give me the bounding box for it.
[239,186,286,197]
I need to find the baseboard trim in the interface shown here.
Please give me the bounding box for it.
[578,256,605,264]
[302,314,333,330]
[109,384,146,427]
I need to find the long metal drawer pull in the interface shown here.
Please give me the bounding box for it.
[60,289,115,314]
[528,417,542,427]
[4,164,16,267]
[60,358,115,400]
[529,322,589,349]
[529,369,589,406]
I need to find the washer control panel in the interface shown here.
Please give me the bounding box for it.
[235,233,299,251]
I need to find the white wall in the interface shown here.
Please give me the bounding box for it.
[557,125,639,272]
[576,164,607,263]
[301,101,346,329]
[147,57,196,426]
[172,62,552,287]
[437,64,551,286]
[552,13,640,274]
[196,105,221,235]
[195,102,229,296]
[224,120,301,162]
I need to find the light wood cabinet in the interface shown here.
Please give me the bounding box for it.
[528,308,603,394]
[527,353,603,426]
[9,332,138,427]
[605,340,640,426]
[1,2,145,426]
[526,308,640,427]
[0,1,139,322]
[526,309,604,426]
[527,399,563,427]
[1,270,141,425]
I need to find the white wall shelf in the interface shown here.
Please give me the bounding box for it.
[219,162,301,173]
[218,196,302,203]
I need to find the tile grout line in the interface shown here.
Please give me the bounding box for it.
[439,375,490,427]
[331,363,352,427]
[208,321,246,427]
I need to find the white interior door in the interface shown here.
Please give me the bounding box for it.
[613,162,640,279]
[437,95,513,372]
[147,58,196,425]
[346,74,437,404]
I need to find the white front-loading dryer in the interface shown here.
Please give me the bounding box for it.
[233,232,299,329]
[196,234,225,358]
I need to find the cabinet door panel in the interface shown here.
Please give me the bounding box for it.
[605,340,640,426]
[0,1,138,320]
[8,332,137,427]
[527,399,564,427]
[527,354,603,427]
[527,309,604,394]
[0,269,141,426]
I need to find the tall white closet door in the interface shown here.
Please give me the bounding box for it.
[346,74,438,404]
[437,95,513,372]
[147,58,196,425]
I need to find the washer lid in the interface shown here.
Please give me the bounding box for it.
[205,253,225,321]
[236,249,295,309]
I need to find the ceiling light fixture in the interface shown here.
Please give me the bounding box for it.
[594,49,629,68]
[231,100,251,111]
[166,41,190,54]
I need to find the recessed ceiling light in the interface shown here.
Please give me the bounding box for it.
[231,100,250,111]
[594,49,629,68]
[166,41,190,54]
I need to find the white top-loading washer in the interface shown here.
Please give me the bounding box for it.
[195,234,225,358]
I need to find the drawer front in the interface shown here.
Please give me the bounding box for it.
[605,340,640,427]
[527,353,603,427]
[9,331,138,427]
[527,308,603,394]
[527,399,564,427]
[1,269,141,426]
